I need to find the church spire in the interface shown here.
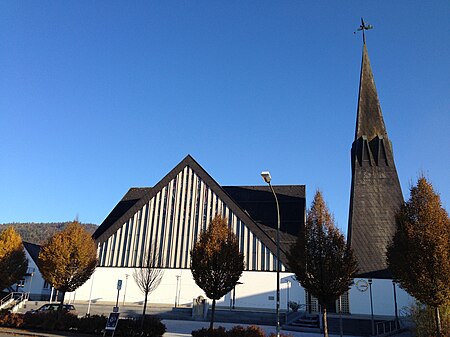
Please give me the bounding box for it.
[355,44,388,141]
[347,28,404,278]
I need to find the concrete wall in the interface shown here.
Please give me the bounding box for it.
[69,268,415,317]
[69,267,304,310]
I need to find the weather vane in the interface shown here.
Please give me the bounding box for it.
[354,18,373,44]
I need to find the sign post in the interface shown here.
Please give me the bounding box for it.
[115,280,122,310]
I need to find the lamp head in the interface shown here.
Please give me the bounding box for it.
[261,171,272,184]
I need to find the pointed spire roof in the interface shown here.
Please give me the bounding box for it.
[355,43,388,141]
[348,42,404,279]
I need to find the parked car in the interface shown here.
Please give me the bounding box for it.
[26,303,77,315]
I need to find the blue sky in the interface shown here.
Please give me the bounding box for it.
[1,1,449,233]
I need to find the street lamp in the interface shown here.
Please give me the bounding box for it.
[175,275,181,308]
[122,274,130,306]
[392,281,399,329]
[261,171,281,337]
[368,278,374,336]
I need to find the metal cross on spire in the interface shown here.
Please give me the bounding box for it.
[354,18,373,44]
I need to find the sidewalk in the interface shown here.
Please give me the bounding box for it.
[0,320,359,337]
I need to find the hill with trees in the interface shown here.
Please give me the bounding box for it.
[0,222,98,245]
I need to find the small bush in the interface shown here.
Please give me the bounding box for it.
[78,314,108,334]
[23,311,78,331]
[229,325,265,337]
[141,316,166,337]
[115,317,166,337]
[191,326,227,337]
[192,325,273,337]
[0,312,24,328]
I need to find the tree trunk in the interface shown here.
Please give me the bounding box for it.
[57,291,65,320]
[323,306,328,337]
[209,298,216,330]
[435,306,442,337]
[141,292,148,329]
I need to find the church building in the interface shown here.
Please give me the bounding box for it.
[72,39,414,316]
[74,155,307,310]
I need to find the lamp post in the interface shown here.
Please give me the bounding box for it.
[368,278,374,336]
[175,275,181,308]
[232,281,243,309]
[87,273,95,316]
[122,274,129,306]
[392,281,399,329]
[261,171,280,337]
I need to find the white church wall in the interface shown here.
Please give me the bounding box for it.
[349,278,414,316]
[69,270,416,317]
[68,267,303,312]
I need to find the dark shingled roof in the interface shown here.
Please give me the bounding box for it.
[93,155,306,267]
[355,44,388,141]
[94,188,151,240]
[222,185,305,236]
[348,43,404,279]
[23,241,41,265]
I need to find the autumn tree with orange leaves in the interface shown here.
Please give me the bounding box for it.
[288,191,358,337]
[0,227,28,291]
[190,215,244,330]
[387,177,450,337]
[38,221,97,310]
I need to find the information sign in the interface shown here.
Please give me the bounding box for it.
[105,312,120,331]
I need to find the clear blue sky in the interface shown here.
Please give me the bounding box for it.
[1,1,449,233]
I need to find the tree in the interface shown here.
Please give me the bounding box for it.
[387,177,450,337]
[0,227,28,291]
[190,215,245,329]
[38,221,97,311]
[133,246,164,329]
[287,191,358,337]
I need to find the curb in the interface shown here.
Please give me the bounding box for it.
[0,328,94,337]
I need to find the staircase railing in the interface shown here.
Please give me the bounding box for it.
[0,292,29,310]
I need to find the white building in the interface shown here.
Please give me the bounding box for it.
[71,155,413,316]
[22,242,51,301]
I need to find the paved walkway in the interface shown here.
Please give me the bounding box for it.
[0,320,357,337]
[4,301,412,337]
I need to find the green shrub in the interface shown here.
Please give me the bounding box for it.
[410,302,450,337]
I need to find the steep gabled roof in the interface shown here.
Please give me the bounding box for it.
[93,155,305,265]
[23,241,41,265]
[94,187,151,240]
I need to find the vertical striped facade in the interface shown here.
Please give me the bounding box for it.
[98,166,284,271]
